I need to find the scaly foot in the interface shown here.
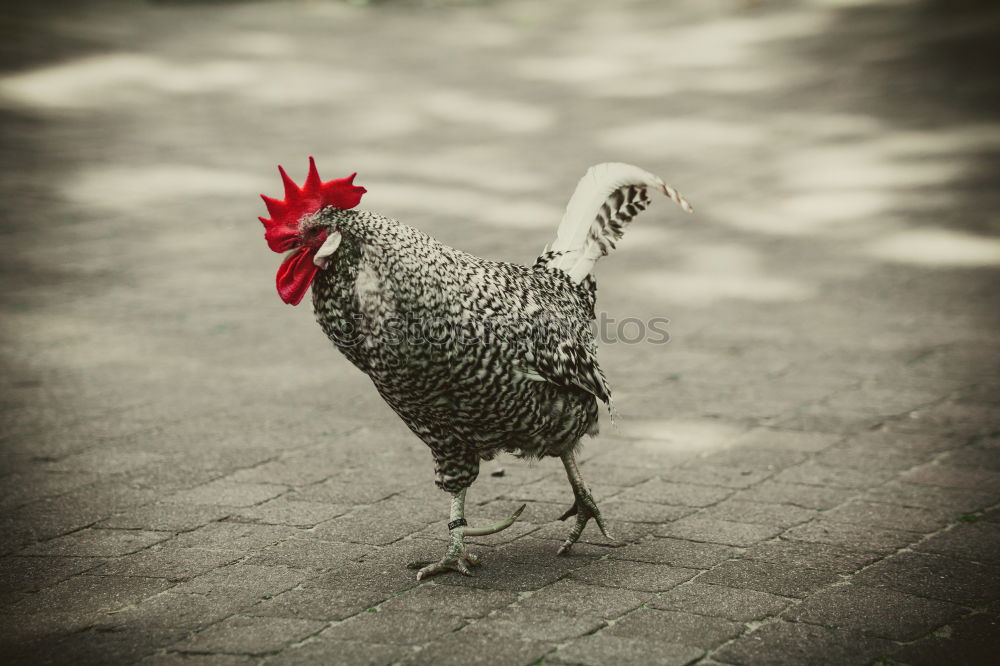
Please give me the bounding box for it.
[414,501,525,580]
[416,550,480,580]
[557,489,614,555]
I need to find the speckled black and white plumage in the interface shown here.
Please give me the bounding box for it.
[310,209,606,493]
[305,163,692,498]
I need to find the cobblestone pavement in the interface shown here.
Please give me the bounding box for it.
[2,0,999,664]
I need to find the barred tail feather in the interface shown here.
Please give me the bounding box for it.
[544,162,693,283]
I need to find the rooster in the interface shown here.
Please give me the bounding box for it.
[258,159,692,579]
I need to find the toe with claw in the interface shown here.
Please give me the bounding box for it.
[414,490,525,580]
[416,550,480,580]
[556,451,614,555]
[557,488,614,555]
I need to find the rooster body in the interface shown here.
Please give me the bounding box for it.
[259,161,691,578]
[312,209,602,494]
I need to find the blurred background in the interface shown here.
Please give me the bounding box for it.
[0,0,998,661]
[2,0,997,461]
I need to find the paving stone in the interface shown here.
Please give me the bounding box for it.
[901,465,1000,492]
[230,498,351,527]
[0,470,101,509]
[97,591,250,636]
[592,440,692,467]
[695,500,817,528]
[42,448,166,476]
[863,481,997,514]
[660,467,773,489]
[95,547,243,580]
[505,478,577,504]
[786,584,966,640]
[259,639,410,666]
[854,551,1000,606]
[650,582,790,621]
[494,534,610,564]
[822,500,953,533]
[606,608,741,649]
[617,479,734,507]
[898,401,998,436]
[829,387,944,419]
[583,465,656,487]
[782,520,917,554]
[524,535,618,561]
[813,445,928,473]
[323,609,466,644]
[890,612,1000,666]
[915,522,1000,564]
[0,555,103,593]
[609,537,740,568]
[377,582,516,617]
[173,615,325,655]
[139,654,257,666]
[551,634,703,666]
[164,481,287,507]
[402,633,553,666]
[696,560,839,598]
[426,542,588,591]
[656,517,783,547]
[602,499,695,523]
[772,463,894,489]
[529,518,656,545]
[171,564,310,602]
[843,430,960,456]
[940,446,1000,471]
[246,586,385,621]
[468,605,605,641]
[309,512,429,546]
[0,609,92,649]
[243,537,370,569]
[356,496,450,526]
[306,559,422,596]
[21,528,171,557]
[290,479,398,506]
[735,429,841,453]
[11,574,174,616]
[696,448,808,472]
[774,409,883,434]
[741,540,879,574]
[570,559,698,592]
[227,457,340,486]
[164,522,299,552]
[517,578,649,619]
[2,625,163,666]
[124,462,230,496]
[98,504,236,531]
[715,620,895,666]
[730,481,855,510]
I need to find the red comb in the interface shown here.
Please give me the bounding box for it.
[258,156,366,253]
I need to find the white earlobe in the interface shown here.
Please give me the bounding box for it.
[313,231,343,268]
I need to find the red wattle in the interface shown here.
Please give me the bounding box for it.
[276,247,320,306]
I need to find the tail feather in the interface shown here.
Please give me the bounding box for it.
[543,162,692,283]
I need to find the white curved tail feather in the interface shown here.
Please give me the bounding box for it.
[545,162,693,283]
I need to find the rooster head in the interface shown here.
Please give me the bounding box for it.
[259,157,366,305]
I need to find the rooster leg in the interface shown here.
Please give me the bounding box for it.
[416,488,527,580]
[416,488,478,580]
[557,450,614,555]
